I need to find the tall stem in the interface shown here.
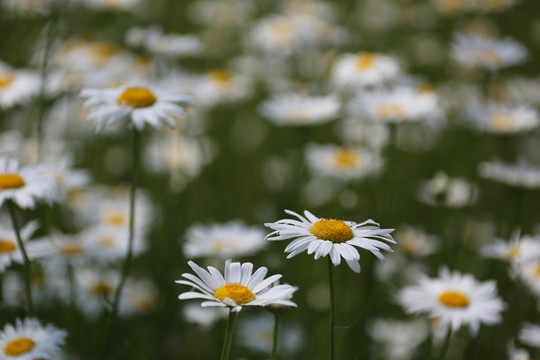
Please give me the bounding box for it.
[437,327,453,360]
[272,313,280,360]
[220,310,238,360]
[7,201,34,316]
[327,257,336,360]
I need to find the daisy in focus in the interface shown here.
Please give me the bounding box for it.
[265,210,395,272]
[398,268,505,335]
[0,157,58,209]
[176,260,297,312]
[80,85,193,131]
[0,318,66,359]
[331,52,400,89]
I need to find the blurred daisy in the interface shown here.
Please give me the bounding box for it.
[80,85,193,131]
[259,93,340,127]
[476,0,518,12]
[508,346,533,360]
[192,69,253,107]
[183,221,267,259]
[126,26,203,58]
[480,230,540,263]
[0,318,66,359]
[182,303,229,329]
[81,0,141,11]
[451,33,527,71]
[265,210,395,272]
[0,221,46,273]
[74,268,120,319]
[518,323,540,348]
[337,119,389,150]
[369,318,429,360]
[119,278,158,316]
[331,52,400,89]
[395,225,440,256]
[86,225,146,263]
[237,314,303,355]
[466,103,539,134]
[304,143,383,180]
[0,157,58,209]
[2,268,56,307]
[398,268,505,335]
[513,259,540,297]
[39,232,95,269]
[186,0,254,27]
[431,0,474,13]
[176,260,297,312]
[479,160,540,189]
[348,86,440,124]
[0,61,40,109]
[417,172,477,208]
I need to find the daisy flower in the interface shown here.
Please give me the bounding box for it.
[518,323,540,348]
[183,221,267,259]
[331,52,400,89]
[0,61,40,109]
[397,268,505,335]
[479,160,540,189]
[73,268,120,319]
[264,210,395,272]
[0,221,47,273]
[0,157,58,209]
[417,171,477,208]
[465,102,539,134]
[119,278,158,316]
[451,33,527,71]
[395,225,440,256]
[182,303,229,329]
[259,93,340,127]
[192,69,253,107]
[512,259,540,297]
[0,318,66,360]
[80,85,193,131]
[368,318,429,360]
[126,26,203,58]
[480,230,540,263]
[176,260,297,312]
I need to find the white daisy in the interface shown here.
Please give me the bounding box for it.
[513,259,540,297]
[304,143,383,180]
[126,26,203,58]
[192,69,253,107]
[182,303,229,329]
[0,61,40,109]
[395,225,440,256]
[368,318,429,360]
[466,102,539,134]
[398,268,505,335]
[337,119,389,150]
[479,160,540,189]
[2,268,56,308]
[186,0,254,27]
[0,221,46,273]
[176,260,297,312]
[80,85,193,131]
[331,52,400,89]
[508,346,533,360]
[183,221,267,259]
[259,93,340,127]
[119,278,158,316]
[417,172,477,208]
[264,210,395,273]
[480,231,540,263]
[85,225,146,263]
[451,33,527,71]
[518,323,540,348]
[348,86,440,124]
[0,157,58,209]
[0,318,66,360]
[74,268,120,319]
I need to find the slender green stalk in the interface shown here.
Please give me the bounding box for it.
[7,201,34,316]
[272,313,280,360]
[327,257,336,360]
[437,327,453,360]
[220,310,238,360]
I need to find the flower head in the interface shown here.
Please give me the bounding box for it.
[176,260,297,312]
[265,210,395,272]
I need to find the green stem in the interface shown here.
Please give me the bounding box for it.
[437,327,453,360]
[220,310,238,360]
[327,257,336,360]
[7,201,34,316]
[272,313,280,360]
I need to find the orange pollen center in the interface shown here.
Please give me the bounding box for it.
[0,173,26,189]
[438,291,469,307]
[480,50,501,65]
[117,87,157,108]
[509,246,520,259]
[59,243,83,256]
[334,149,361,169]
[377,103,405,118]
[491,112,514,130]
[0,73,16,88]
[535,264,540,277]
[91,282,112,296]
[0,240,16,253]
[105,213,126,226]
[4,338,36,356]
[310,219,354,243]
[356,53,376,70]
[214,283,255,305]
[92,42,118,63]
[210,69,233,84]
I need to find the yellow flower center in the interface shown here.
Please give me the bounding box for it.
[214,283,256,305]
[4,338,36,356]
[480,50,501,65]
[91,41,118,64]
[0,73,16,88]
[333,149,361,169]
[117,87,157,108]
[91,282,113,296]
[438,291,469,307]
[59,243,83,256]
[356,53,376,70]
[490,112,514,130]
[535,264,540,277]
[509,246,520,259]
[377,103,405,119]
[0,174,26,189]
[310,219,354,243]
[132,298,153,310]
[99,235,116,248]
[210,69,233,85]
[399,233,419,254]
[105,212,126,226]
[0,239,16,253]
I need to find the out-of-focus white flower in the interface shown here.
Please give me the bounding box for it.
[369,319,429,360]
[238,314,303,355]
[417,172,478,208]
[126,26,203,58]
[80,0,141,12]
[119,278,158,316]
[183,221,267,259]
[375,253,428,284]
[502,77,540,106]
[518,323,540,348]
[281,0,337,22]
[2,267,56,307]
[74,268,120,319]
[0,61,40,109]
[192,69,253,107]
[395,225,440,256]
[338,119,389,150]
[513,259,540,297]
[1,0,66,16]
[331,52,400,89]
[0,221,46,273]
[480,230,540,263]
[466,102,539,134]
[431,0,475,13]
[304,143,383,181]
[480,160,540,189]
[451,33,527,71]
[348,86,440,124]
[508,346,533,360]
[187,0,254,27]
[260,93,340,127]
[182,303,228,329]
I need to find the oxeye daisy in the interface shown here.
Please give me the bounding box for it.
[0,318,66,360]
[518,323,540,348]
[264,210,395,273]
[80,85,193,131]
[176,260,297,312]
[397,268,505,335]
